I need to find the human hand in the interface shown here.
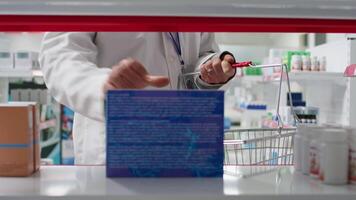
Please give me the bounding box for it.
[200,55,235,84]
[104,58,169,92]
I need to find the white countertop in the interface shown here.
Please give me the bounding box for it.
[0,166,355,200]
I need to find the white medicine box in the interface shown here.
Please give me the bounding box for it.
[0,51,14,70]
[14,51,39,71]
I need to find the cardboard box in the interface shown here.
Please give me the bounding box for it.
[31,103,41,171]
[0,103,34,176]
[106,90,224,177]
[8,102,41,172]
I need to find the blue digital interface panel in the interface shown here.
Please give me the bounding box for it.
[106,90,224,177]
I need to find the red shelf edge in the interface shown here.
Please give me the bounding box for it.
[1,15,356,32]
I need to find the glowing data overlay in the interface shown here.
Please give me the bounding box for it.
[106,90,224,177]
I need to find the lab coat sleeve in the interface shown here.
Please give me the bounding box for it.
[39,32,111,122]
[193,33,233,89]
[196,33,220,67]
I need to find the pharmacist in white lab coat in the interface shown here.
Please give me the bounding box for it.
[39,32,236,164]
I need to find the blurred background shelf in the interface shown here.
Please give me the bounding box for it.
[290,71,344,79]
[0,70,43,78]
[230,71,346,86]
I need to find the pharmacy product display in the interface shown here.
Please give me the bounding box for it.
[294,125,355,185]
[293,107,318,124]
[262,49,328,74]
[0,52,13,70]
[9,81,49,104]
[283,50,326,72]
[9,81,61,164]
[280,92,319,126]
[0,51,39,71]
[240,102,267,128]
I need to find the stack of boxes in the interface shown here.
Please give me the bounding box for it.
[0,102,40,176]
[287,92,319,124]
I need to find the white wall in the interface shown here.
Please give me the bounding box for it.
[0,32,43,52]
[216,33,304,48]
[308,39,349,73]
[219,44,270,63]
[216,33,304,63]
[0,33,11,51]
[327,34,347,43]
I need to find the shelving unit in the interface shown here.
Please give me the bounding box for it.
[1,70,61,164]
[0,70,43,103]
[289,71,344,80]
[224,69,354,127]
[0,70,43,78]
[233,71,345,84]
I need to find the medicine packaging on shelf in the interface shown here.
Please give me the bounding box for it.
[0,51,39,72]
[10,88,49,104]
[0,102,40,176]
[0,52,14,70]
[9,102,41,172]
[14,51,39,71]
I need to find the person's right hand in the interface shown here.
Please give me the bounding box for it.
[103,58,170,92]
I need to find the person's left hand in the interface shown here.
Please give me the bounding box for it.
[200,55,236,84]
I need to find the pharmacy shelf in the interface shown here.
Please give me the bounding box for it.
[276,71,347,87]
[0,166,355,200]
[232,72,345,85]
[288,71,345,81]
[265,71,345,82]
[0,70,43,103]
[1,0,356,19]
[0,70,43,78]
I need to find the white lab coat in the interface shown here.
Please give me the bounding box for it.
[39,32,221,164]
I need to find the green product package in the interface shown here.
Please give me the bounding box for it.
[243,62,262,76]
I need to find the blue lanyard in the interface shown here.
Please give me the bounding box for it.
[167,32,185,66]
